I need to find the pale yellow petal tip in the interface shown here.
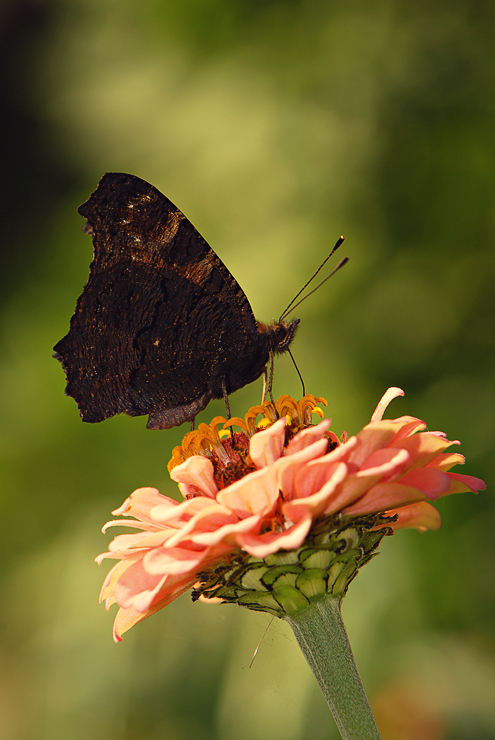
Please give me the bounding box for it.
[371,387,405,422]
[198,594,224,605]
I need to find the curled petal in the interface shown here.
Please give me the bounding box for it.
[285,419,332,454]
[387,417,427,443]
[112,573,199,642]
[169,456,218,498]
[237,515,313,558]
[359,447,410,478]
[283,462,349,520]
[113,567,194,617]
[276,437,337,499]
[112,603,162,642]
[163,504,263,548]
[216,464,279,517]
[249,418,286,468]
[111,487,172,525]
[187,513,266,547]
[370,387,404,422]
[292,456,350,502]
[151,495,214,524]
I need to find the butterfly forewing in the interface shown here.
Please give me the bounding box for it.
[54,173,285,429]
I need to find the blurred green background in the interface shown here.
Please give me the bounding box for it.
[1,1,494,738]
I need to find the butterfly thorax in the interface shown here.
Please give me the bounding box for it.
[216,318,300,398]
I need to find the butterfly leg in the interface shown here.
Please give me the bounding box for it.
[267,350,276,405]
[190,418,196,431]
[261,366,268,403]
[221,378,235,445]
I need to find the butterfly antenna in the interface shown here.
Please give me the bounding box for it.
[280,256,349,319]
[279,236,345,321]
[288,349,305,397]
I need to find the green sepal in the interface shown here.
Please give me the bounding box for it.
[192,512,396,617]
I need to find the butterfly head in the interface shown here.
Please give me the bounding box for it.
[268,318,300,354]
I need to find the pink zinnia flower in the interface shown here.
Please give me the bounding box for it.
[97,389,485,641]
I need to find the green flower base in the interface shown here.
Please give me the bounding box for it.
[193,513,395,617]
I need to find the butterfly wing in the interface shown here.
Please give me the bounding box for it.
[54,173,266,429]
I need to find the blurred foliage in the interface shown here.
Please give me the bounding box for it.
[0,0,494,738]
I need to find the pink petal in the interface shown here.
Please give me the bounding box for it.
[445,472,486,494]
[341,474,449,517]
[291,440,402,507]
[292,456,350,501]
[112,487,173,523]
[107,529,176,553]
[283,462,349,520]
[285,419,332,455]
[237,515,313,558]
[427,451,466,472]
[349,421,408,467]
[359,447,410,479]
[112,576,196,642]
[99,555,143,604]
[169,456,218,498]
[249,418,287,468]
[216,464,279,517]
[393,433,459,471]
[322,448,411,512]
[386,502,442,532]
[387,417,427,443]
[102,517,164,534]
[276,437,335,499]
[370,387,404,422]
[114,559,168,609]
[397,468,451,498]
[116,558,198,613]
[164,503,242,546]
[151,495,213,524]
[143,545,210,576]
[189,512,265,546]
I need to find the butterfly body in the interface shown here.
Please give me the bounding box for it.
[54,173,299,429]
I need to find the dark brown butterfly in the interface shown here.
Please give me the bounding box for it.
[53,173,300,429]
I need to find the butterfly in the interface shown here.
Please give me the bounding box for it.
[53,173,300,429]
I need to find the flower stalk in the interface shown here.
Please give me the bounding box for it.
[286,596,381,740]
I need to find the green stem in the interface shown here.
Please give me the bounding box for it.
[285,596,381,740]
